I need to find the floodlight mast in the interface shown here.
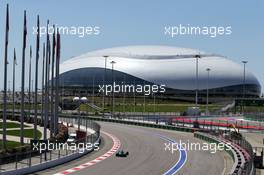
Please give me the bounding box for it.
[103,55,109,117]
[110,60,116,117]
[242,60,248,114]
[206,68,211,115]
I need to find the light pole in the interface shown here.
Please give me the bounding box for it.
[78,91,81,131]
[195,55,201,107]
[153,93,156,113]
[8,80,11,93]
[206,68,211,115]
[110,60,116,117]
[242,61,248,114]
[143,81,146,113]
[133,80,136,113]
[92,75,95,104]
[122,75,126,115]
[195,55,200,121]
[103,55,108,117]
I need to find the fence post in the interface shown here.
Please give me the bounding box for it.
[15,154,18,170]
[86,119,88,135]
[29,151,32,167]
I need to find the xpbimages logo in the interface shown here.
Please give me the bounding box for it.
[32,24,100,38]
[98,82,166,95]
[31,140,100,153]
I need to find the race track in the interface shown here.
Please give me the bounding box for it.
[34,122,231,175]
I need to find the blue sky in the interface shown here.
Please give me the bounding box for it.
[0,0,264,92]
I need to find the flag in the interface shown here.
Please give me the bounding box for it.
[5,4,9,65]
[23,10,27,49]
[46,20,50,65]
[14,48,17,65]
[54,29,61,135]
[30,45,32,58]
[43,42,45,59]
[48,37,51,65]
[52,25,56,62]
[56,29,60,59]
[50,25,56,137]
[36,15,40,60]
[5,4,9,46]
[53,25,56,48]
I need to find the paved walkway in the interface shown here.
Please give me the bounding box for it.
[0,119,50,142]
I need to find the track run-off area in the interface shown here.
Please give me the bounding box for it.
[34,122,231,175]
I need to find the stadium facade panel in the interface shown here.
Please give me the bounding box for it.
[60,45,261,98]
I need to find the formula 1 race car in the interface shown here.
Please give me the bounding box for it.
[116,150,129,157]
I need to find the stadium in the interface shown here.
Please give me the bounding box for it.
[59,45,261,102]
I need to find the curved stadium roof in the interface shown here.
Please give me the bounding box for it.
[60,45,261,93]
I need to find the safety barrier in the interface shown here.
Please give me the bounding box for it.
[194,132,255,175]
[62,115,195,133]
[0,115,100,175]
[244,113,264,122]
[194,132,235,161]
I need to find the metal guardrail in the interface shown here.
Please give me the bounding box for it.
[0,115,100,174]
[194,132,252,175]
[244,113,264,122]
[72,115,195,133]
[226,134,255,175]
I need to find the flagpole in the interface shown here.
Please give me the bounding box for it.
[44,20,49,142]
[28,46,32,115]
[54,29,60,135]
[44,21,50,161]
[41,43,45,124]
[50,25,56,137]
[12,48,16,120]
[34,15,40,140]
[47,36,51,134]
[2,4,9,149]
[20,10,27,145]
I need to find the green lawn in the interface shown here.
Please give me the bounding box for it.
[80,96,224,113]
[0,129,42,139]
[112,103,221,113]
[79,101,221,113]
[79,104,98,112]
[0,122,29,129]
[0,140,22,149]
[0,104,42,110]
[242,106,264,112]
[1,96,224,113]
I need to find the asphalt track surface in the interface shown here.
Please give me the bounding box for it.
[34,122,228,175]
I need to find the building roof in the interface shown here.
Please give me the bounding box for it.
[60,45,260,90]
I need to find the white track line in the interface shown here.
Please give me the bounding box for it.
[54,131,121,175]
